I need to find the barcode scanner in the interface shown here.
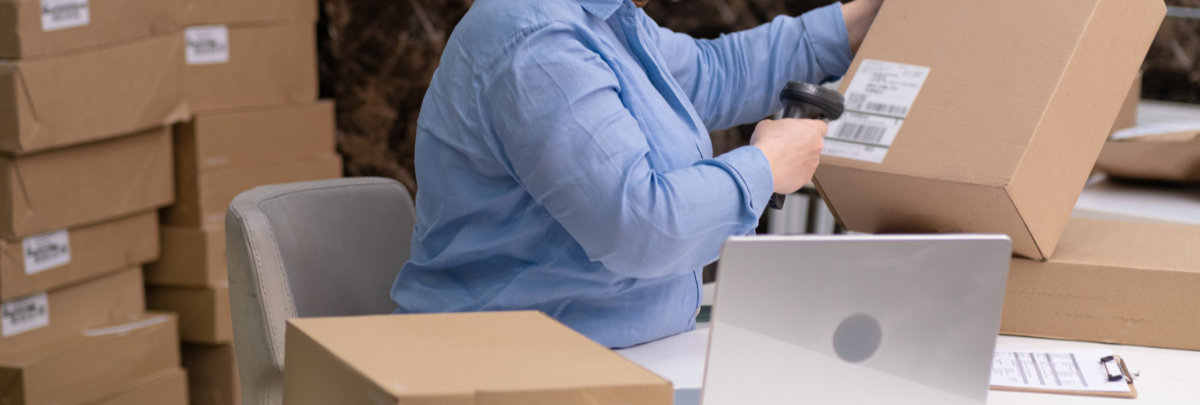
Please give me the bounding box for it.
[767,81,845,210]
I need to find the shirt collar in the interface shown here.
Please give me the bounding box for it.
[574,0,625,19]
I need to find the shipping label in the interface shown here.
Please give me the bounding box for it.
[824,59,931,163]
[23,229,71,275]
[2,292,49,337]
[40,0,90,31]
[185,25,231,65]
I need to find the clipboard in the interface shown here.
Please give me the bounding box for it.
[990,351,1137,399]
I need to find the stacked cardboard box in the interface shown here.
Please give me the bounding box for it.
[144,1,341,403]
[0,0,189,402]
[813,0,1196,351]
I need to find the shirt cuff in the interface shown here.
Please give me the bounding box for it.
[713,145,775,214]
[801,2,853,79]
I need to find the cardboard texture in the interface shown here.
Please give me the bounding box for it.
[0,313,179,405]
[182,343,241,405]
[1002,218,1200,350]
[1110,73,1142,134]
[813,0,1165,260]
[0,0,184,58]
[185,22,317,113]
[0,35,188,154]
[163,152,342,227]
[1096,131,1200,182]
[0,127,174,239]
[0,268,144,357]
[92,368,189,405]
[183,0,316,26]
[145,225,226,287]
[0,211,158,300]
[175,101,336,177]
[284,312,673,405]
[147,284,231,344]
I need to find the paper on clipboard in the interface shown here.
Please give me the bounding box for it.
[991,350,1133,396]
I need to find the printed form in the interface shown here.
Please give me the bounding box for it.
[991,350,1131,394]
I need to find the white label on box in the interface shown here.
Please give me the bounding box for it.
[40,0,90,31]
[824,59,931,163]
[22,230,70,275]
[185,25,231,65]
[2,292,49,337]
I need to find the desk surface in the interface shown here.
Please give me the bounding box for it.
[616,327,1200,405]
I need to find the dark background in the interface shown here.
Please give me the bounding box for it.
[318,0,1200,195]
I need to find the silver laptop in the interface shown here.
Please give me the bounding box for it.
[702,234,1012,405]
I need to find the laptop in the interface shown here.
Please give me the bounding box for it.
[702,234,1012,405]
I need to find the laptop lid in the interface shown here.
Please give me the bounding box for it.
[702,234,1011,405]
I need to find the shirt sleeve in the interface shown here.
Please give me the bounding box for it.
[479,22,772,279]
[646,3,852,131]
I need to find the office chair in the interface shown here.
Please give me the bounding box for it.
[225,177,416,405]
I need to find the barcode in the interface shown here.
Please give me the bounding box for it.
[834,122,887,144]
[862,102,909,116]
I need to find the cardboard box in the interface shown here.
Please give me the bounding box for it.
[0,35,187,154]
[812,0,1165,259]
[182,343,241,405]
[183,0,315,26]
[0,312,180,405]
[1002,218,1200,351]
[0,267,144,357]
[1096,131,1200,182]
[163,153,342,227]
[175,101,336,177]
[0,0,183,58]
[1110,72,1141,133]
[147,284,232,344]
[184,22,317,113]
[145,225,226,287]
[93,368,189,405]
[284,312,672,405]
[1,211,158,300]
[0,127,174,239]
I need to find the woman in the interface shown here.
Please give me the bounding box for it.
[392,0,883,348]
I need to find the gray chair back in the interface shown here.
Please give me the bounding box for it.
[225,177,415,405]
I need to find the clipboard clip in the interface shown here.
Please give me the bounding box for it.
[1101,355,1134,384]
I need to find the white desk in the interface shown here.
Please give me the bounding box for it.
[1072,175,1200,225]
[617,328,1200,404]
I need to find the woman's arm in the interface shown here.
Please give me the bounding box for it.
[842,0,884,53]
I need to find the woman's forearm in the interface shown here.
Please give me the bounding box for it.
[842,0,884,54]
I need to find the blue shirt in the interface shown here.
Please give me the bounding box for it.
[392,0,851,348]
